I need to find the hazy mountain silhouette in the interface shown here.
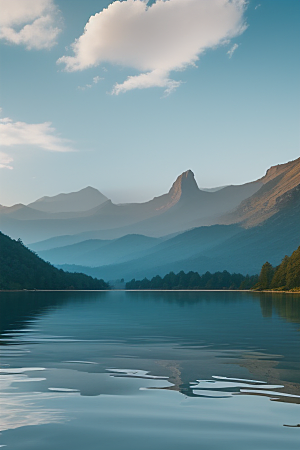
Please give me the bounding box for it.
[37,226,240,268]
[58,187,300,281]
[1,158,299,283]
[0,170,261,244]
[28,186,108,213]
[37,234,162,267]
[0,204,49,220]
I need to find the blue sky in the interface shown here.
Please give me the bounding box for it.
[0,0,299,205]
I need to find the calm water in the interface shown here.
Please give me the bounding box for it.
[0,291,300,449]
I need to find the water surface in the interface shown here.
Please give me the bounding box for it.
[0,291,299,449]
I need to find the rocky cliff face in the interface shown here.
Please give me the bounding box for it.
[157,170,200,211]
[221,157,300,227]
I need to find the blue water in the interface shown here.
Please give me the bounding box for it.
[0,291,299,449]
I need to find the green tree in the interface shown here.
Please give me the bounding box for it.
[286,246,300,289]
[271,255,289,289]
[257,262,275,290]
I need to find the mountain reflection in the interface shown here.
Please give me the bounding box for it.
[0,291,299,408]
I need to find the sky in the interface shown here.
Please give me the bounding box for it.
[0,0,299,206]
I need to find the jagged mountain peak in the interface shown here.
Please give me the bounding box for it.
[169,170,199,200]
[154,170,200,213]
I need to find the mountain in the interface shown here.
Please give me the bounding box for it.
[37,234,162,267]
[28,186,108,213]
[58,185,300,281]
[221,157,300,227]
[0,232,109,290]
[57,225,244,280]
[1,158,299,282]
[36,226,240,268]
[0,204,49,220]
[0,170,262,244]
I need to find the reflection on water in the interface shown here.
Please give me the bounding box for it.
[260,294,300,323]
[0,291,299,449]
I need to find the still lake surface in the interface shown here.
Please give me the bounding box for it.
[0,291,299,449]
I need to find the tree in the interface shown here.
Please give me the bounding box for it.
[257,262,275,290]
[271,255,289,289]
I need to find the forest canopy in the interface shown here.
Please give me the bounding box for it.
[126,270,258,290]
[253,245,300,291]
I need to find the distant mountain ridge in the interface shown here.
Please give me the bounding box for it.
[1,157,299,284]
[0,169,262,244]
[28,186,108,213]
[58,188,300,281]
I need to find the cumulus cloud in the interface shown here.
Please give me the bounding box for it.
[0,0,62,50]
[0,151,13,169]
[227,43,239,58]
[58,0,247,94]
[0,117,74,157]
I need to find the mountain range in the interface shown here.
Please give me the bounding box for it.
[0,169,262,243]
[1,157,299,282]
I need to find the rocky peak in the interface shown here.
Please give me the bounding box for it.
[169,170,200,201]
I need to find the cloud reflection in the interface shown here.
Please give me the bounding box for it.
[0,372,67,433]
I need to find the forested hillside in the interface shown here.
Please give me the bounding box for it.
[0,232,109,290]
[254,245,300,291]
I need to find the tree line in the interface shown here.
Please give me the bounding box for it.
[126,243,300,292]
[0,232,109,290]
[126,270,258,290]
[253,245,300,291]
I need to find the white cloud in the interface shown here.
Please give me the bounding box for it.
[227,43,239,58]
[0,117,74,159]
[255,4,261,10]
[0,374,67,432]
[58,0,247,95]
[112,68,181,95]
[0,151,13,169]
[93,76,102,84]
[77,75,104,91]
[0,0,62,50]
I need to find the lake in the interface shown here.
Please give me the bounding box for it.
[0,291,299,449]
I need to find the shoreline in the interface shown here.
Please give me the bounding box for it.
[0,289,299,294]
